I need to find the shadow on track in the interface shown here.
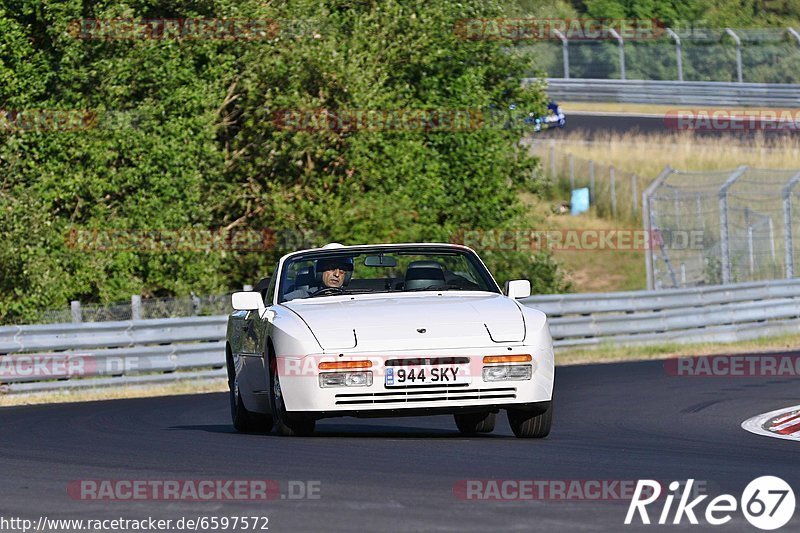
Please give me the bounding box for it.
[169,422,509,439]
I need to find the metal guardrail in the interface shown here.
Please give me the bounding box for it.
[522,278,800,348]
[537,78,800,107]
[0,317,227,394]
[2,279,800,394]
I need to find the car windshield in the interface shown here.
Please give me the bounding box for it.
[277,247,499,302]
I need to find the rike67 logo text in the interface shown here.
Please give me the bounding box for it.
[626,477,795,530]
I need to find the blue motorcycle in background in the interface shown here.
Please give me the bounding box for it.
[522,101,566,132]
[491,101,566,133]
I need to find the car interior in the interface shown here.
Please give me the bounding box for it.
[280,254,484,299]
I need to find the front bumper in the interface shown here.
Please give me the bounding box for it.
[291,401,552,420]
[278,346,554,414]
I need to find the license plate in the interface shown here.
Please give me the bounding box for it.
[385,366,469,387]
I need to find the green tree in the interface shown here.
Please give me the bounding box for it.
[0,0,567,324]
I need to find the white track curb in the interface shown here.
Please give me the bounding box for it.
[742,404,800,441]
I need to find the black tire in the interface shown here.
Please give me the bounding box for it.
[228,352,273,433]
[507,398,553,439]
[454,411,496,434]
[268,349,316,436]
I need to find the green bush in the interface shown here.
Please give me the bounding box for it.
[0,0,568,323]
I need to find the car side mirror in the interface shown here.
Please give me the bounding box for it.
[231,291,267,317]
[505,280,531,299]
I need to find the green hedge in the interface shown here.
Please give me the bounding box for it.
[0,0,568,323]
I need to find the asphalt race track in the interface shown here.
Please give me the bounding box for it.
[557,112,800,139]
[1,359,797,532]
[565,112,666,137]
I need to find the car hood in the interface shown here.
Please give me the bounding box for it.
[283,293,526,352]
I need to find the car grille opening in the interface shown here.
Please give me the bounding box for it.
[334,386,516,405]
[384,357,470,367]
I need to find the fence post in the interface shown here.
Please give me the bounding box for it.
[70,301,82,324]
[589,160,595,202]
[696,193,704,230]
[609,28,626,80]
[745,208,755,275]
[610,166,617,217]
[789,28,800,46]
[724,28,743,83]
[631,174,638,216]
[568,153,575,190]
[666,28,683,81]
[719,166,748,283]
[782,170,800,278]
[131,295,142,321]
[191,292,201,316]
[769,217,776,261]
[553,29,569,79]
[643,166,673,290]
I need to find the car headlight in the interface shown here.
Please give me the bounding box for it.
[482,365,532,382]
[319,371,373,388]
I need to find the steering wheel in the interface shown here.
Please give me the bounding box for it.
[311,286,344,297]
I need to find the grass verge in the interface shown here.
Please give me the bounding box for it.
[518,191,647,292]
[561,101,800,115]
[0,378,227,407]
[543,131,800,179]
[557,331,800,366]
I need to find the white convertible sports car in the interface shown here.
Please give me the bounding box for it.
[225,243,554,438]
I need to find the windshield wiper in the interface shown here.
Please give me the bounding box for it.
[308,287,377,298]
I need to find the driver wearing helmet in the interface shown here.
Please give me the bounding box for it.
[317,257,352,289]
[283,256,354,301]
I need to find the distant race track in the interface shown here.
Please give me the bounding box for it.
[552,111,800,139]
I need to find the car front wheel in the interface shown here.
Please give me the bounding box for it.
[454,411,496,434]
[228,359,273,433]
[507,398,553,438]
[268,352,316,436]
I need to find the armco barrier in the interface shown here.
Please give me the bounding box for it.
[0,316,228,395]
[2,279,800,394]
[536,78,800,107]
[522,278,800,348]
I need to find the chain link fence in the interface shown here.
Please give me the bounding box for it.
[528,139,645,222]
[644,166,800,289]
[522,27,800,83]
[27,293,233,326]
[527,138,800,290]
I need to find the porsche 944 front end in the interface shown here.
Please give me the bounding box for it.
[273,293,554,416]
